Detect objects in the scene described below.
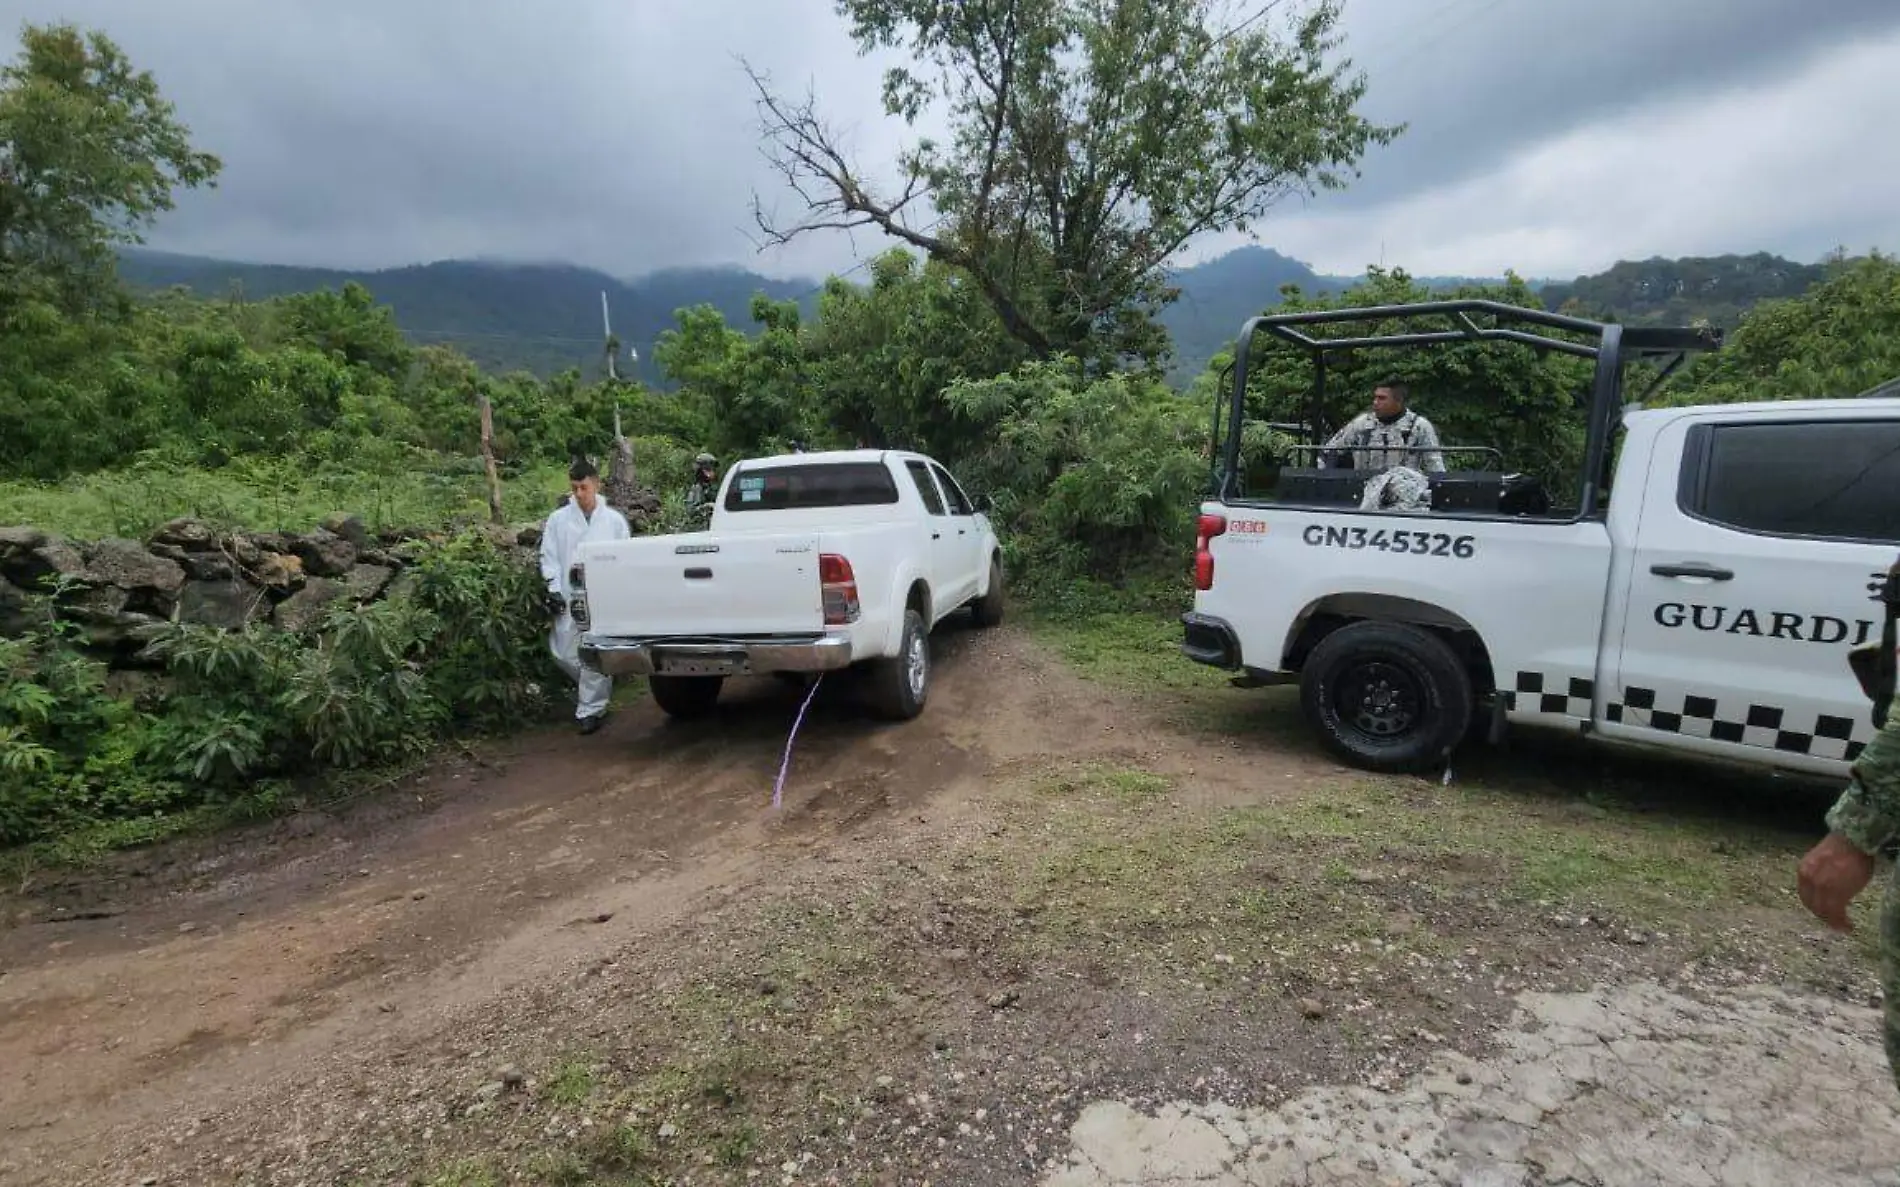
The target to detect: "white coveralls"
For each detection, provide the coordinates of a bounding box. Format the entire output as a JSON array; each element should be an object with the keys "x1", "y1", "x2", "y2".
[{"x1": 538, "y1": 498, "x2": 631, "y2": 720}]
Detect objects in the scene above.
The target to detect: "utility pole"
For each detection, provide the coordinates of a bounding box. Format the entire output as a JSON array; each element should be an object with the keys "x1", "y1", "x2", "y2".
[
  {"x1": 600, "y1": 290, "x2": 639, "y2": 516},
  {"x1": 601, "y1": 290, "x2": 618, "y2": 384}
]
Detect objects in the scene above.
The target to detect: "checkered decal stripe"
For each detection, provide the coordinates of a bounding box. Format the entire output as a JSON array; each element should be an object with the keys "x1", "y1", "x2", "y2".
[
  {"x1": 1502, "y1": 669, "x2": 1867, "y2": 762},
  {"x1": 1506, "y1": 671, "x2": 1595, "y2": 718},
  {"x1": 1611, "y1": 686, "x2": 1866, "y2": 762}
]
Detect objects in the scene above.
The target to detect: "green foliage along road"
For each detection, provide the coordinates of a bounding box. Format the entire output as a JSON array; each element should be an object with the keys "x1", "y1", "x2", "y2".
[{"x1": 0, "y1": 15, "x2": 1896, "y2": 856}]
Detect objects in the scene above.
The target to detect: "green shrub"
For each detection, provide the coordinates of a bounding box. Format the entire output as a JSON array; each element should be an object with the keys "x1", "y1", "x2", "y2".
[{"x1": 0, "y1": 530, "x2": 556, "y2": 848}]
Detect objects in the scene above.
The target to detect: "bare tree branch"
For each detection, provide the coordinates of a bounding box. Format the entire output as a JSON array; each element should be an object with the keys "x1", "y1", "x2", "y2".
[{"x1": 742, "y1": 58, "x2": 1053, "y2": 354}]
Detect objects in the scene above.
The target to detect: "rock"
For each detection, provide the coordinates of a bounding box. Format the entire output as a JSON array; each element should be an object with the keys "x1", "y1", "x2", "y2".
[
  {"x1": 987, "y1": 989, "x2": 1021, "y2": 1010},
  {"x1": 382, "y1": 569, "x2": 420, "y2": 604},
  {"x1": 228, "y1": 535, "x2": 265, "y2": 569},
  {"x1": 81, "y1": 538, "x2": 186, "y2": 614},
  {"x1": 178, "y1": 922, "x2": 198, "y2": 934},
  {"x1": 1298, "y1": 998, "x2": 1327, "y2": 1020},
  {"x1": 177, "y1": 579, "x2": 270, "y2": 630},
  {"x1": 289, "y1": 529, "x2": 357, "y2": 578},
  {"x1": 338, "y1": 563, "x2": 393, "y2": 603},
  {"x1": 151, "y1": 517, "x2": 218, "y2": 551},
  {"x1": 0, "y1": 525, "x2": 47, "y2": 559},
  {"x1": 497, "y1": 1065, "x2": 525, "y2": 1090},
  {"x1": 513, "y1": 524, "x2": 544, "y2": 549},
  {"x1": 0, "y1": 532, "x2": 84, "y2": 593},
  {"x1": 244, "y1": 551, "x2": 305, "y2": 595},
  {"x1": 159, "y1": 548, "x2": 234, "y2": 581},
  {"x1": 274, "y1": 577, "x2": 343, "y2": 633},
  {"x1": 320, "y1": 513, "x2": 370, "y2": 549},
  {"x1": 0, "y1": 576, "x2": 33, "y2": 636},
  {"x1": 104, "y1": 670, "x2": 168, "y2": 704}
]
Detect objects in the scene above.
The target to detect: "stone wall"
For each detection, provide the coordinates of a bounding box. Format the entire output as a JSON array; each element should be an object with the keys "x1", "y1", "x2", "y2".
[{"x1": 0, "y1": 515, "x2": 546, "y2": 666}]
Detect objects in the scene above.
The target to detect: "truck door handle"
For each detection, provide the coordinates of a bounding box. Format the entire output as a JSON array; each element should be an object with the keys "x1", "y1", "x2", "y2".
[
  {"x1": 1651, "y1": 562, "x2": 1733, "y2": 581},
  {"x1": 683, "y1": 567, "x2": 712, "y2": 580}
]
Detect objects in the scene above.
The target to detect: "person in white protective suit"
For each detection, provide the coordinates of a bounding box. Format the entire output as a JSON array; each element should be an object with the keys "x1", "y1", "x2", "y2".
[{"x1": 539, "y1": 459, "x2": 630, "y2": 733}]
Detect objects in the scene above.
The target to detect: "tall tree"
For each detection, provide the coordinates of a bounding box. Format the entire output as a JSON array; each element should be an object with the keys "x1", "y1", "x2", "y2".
[
  {"x1": 745, "y1": 0, "x2": 1398, "y2": 368},
  {"x1": 0, "y1": 22, "x2": 220, "y2": 308}
]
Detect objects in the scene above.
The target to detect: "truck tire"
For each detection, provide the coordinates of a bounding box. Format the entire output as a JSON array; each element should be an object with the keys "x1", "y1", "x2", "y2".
[
  {"x1": 648, "y1": 674, "x2": 724, "y2": 720},
  {"x1": 864, "y1": 608, "x2": 929, "y2": 721},
  {"x1": 970, "y1": 553, "x2": 1005, "y2": 628},
  {"x1": 1299, "y1": 621, "x2": 1473, "y2": 773}
]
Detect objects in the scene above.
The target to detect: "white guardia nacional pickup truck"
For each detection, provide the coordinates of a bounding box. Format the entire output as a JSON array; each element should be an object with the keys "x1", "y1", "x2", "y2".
[
  {"x1": 570, "y1": 449, "x2": 1003, "y2": 721},
  {"x1": 1184, "y1": 298, "x2": 1900, "y2": 777}
]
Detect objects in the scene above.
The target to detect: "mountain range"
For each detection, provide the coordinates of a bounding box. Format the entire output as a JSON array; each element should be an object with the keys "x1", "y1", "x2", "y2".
[{"x1": 115, "y1": 245, "x2": 1832, "y2": 387}]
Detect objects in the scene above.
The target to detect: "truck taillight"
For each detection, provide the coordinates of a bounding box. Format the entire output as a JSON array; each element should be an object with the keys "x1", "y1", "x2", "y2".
[
  {"x1": 819, "y1": 553, "x2": 860, "y2": 625},
  {"x1": 568, "y1": 562, "x2": 585, "y2": 590},
  {"x1": 1194, "y1": 513, "x2": 1227, "y2": 591}
]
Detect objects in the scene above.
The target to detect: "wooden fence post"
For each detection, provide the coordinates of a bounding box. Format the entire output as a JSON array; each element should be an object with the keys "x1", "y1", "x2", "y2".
[{"x1": 478, "y1": 394, "x2": 504, "y2": 525}]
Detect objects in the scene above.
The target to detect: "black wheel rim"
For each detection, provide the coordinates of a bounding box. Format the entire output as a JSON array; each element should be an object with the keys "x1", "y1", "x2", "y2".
[{"x1": 1332, "y1": 659, "x2": 1424, "y2": 744}]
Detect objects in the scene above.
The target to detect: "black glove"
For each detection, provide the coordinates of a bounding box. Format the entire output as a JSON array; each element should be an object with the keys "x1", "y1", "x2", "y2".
[{"x1": 544, "y1": 591, "x2": 569, "y2": 618}]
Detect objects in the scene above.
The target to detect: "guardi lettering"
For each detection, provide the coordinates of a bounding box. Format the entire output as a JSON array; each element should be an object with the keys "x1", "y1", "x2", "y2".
[{"x1": 1652, "y1": 601, "x2": 1874, "y2": 646}]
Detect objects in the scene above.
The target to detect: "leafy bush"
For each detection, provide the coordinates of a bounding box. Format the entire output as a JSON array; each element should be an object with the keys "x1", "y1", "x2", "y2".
[
  {"x1": 1664, "y1": 253, "x2": 1900, "y2": 406},
  {"x1": 945, "y1": 358, "x2": 1208, "y2": 593},
  {"x1": 0, "y1": 531, "x2": 556, "y2": 848}
]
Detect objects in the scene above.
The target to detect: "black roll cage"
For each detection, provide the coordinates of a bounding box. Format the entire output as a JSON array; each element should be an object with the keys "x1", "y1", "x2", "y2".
[{"x1": 1216, "y1": 299, "x2": 1723, "y2": 518}]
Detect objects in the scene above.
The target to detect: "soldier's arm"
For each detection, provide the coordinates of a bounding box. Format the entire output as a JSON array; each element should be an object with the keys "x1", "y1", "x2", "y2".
[
  {"x1": 1826, "y1": 704, "x2": 1900, "y2": 855},
  {"x1": 1324, "y1": 415, "x2": 1368, "y2": 449},
  {"x1": 1413, "y1": 418, "x2": 1447, "y2": 473}
]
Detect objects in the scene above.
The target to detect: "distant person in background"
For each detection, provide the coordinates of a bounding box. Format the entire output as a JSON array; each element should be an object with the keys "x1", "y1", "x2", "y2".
[
  {"x1": 539, "y1": 460, "x2": 630, "y2": 735},
  {"x1": 686, "y1": 452, "x2": 719, "y2": 516},
  {"x1": 1320, "y1": 380, "x2": 1446, "y2": 474}
]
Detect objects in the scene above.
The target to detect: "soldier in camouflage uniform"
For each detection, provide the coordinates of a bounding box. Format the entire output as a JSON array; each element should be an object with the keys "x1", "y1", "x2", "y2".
[
  {"x1": 1798, "y1": 702, "x2": 1900, "y2": 1093},
  {"x1": 1319, "y1": 380, "x2": 1447, "y2": 474}
]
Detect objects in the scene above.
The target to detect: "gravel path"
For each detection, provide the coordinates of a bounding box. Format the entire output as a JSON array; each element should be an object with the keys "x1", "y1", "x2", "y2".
[{"x1": 1042, "y1": 979, "x2": 1900, "y2": 1186}]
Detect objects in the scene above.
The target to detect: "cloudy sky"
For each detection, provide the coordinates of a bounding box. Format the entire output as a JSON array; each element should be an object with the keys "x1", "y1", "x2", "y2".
[{"x1": 4, "y1": 0, "x2": 1896, "y2": 282}]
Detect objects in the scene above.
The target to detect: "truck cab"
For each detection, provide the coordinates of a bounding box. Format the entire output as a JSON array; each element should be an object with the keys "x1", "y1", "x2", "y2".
[{"x1": 1184, "y1": 299, "x2": 1898, "y2": 778}]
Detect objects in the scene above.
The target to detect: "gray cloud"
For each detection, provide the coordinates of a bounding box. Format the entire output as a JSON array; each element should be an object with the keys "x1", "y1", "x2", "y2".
[
  {"x1": 1327, "y1": 0, "x2": 1900, "y2": 212},
  {"x1": 0, "y1": 0, "x2": 1891, "y2": 279}
]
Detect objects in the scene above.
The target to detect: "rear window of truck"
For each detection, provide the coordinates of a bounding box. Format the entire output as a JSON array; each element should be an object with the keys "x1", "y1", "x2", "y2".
[{"x1": 723, "y1": 462, "x2": 901, "y2": 511}]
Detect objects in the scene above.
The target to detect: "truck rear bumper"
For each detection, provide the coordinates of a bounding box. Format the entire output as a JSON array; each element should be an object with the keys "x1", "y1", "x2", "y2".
[
  {"x1": 579, "y1": 633, "x2": 855, "y2": 679},
  {"x1": 1181, "y1": 612, "x2": 1242, "y2": 669}
]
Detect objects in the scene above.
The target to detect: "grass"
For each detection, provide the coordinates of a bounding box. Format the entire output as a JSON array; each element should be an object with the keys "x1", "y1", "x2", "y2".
[
  {"x1": 1025, "y1": 603, "x2": 1231, "y2": 694},
  {"x1": 0, "y1": 452, "x2": 572, "y2": 539},
  {"x1": 420, "y1": 1158, "x2": 500, "y2": 1187},
  {"x1": 545, "y1": 1058, "x2": 599, "y2": 1107}
]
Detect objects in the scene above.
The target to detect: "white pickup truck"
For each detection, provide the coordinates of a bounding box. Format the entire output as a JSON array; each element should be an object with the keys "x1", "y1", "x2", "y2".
[
  {"x1": 571, "y1": 449, "x2": 1004, "y2": 721},
  {"x1": 1186, "y1": 299, "x2": 1899, "y2": 779}
]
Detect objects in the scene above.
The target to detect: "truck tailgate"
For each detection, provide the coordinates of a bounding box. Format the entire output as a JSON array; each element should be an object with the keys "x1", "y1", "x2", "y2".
[{"x1": 577, "y1": 532, "x2": 824, "y2": 637}]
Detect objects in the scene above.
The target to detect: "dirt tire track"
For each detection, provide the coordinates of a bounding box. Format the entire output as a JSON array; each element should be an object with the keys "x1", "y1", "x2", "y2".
[{"x1": 0, "y1": 622, "x2": 1324, "y2": 1185}]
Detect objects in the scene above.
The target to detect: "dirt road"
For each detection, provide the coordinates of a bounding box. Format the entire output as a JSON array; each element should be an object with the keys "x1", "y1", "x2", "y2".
[{"x1": 0, "y1": 621, "x2": 1892, "y2": 1185}]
